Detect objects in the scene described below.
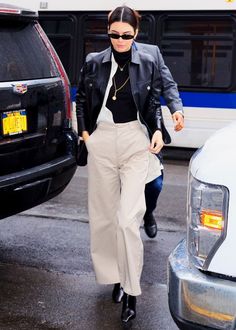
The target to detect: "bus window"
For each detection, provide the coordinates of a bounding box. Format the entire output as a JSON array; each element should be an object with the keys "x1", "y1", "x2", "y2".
[
  {"x1": 81, "y1": 13, "x2": 155, "y2": 58},
  {"x1": 136, "y1": 14, "x2": 155, "y2": 43},
  {"x1": 159, "y1": 16, "x2": 234, "y2": 90},
  {"x1": 39, "y1": 15, "x2": 76, "y2": 83},
  {"x1": 82, "y1": 15, "x2": 109, "y2": 57}
]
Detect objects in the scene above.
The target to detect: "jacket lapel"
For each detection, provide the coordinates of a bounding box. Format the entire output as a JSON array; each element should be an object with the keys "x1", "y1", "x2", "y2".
[
  {"x1": 99, "y1": 47, "x2": 112, "y2": 99},
  {"x1": 98, "y1": 45, "x2": 141, "y2": 110},
  {"x1": 129, "y1": 44, "x2": 141, "y2": 111}
]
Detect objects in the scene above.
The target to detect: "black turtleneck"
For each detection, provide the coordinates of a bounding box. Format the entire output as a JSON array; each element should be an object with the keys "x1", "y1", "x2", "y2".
[
  {"x1": 112, "y1": 46, "x2": 131, "y2": 66},
  {"x1": 105, "y1": 46, "x2": 137, "y2": 123}
]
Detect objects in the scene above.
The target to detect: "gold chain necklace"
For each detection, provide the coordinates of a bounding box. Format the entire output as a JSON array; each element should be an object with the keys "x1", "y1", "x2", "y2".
[
  {"x1": 118, "y1": 61, "x2": 129, "y2": 71},
  {"x1": 112, "y1": 75, "x2": 130, "y2": 101}
]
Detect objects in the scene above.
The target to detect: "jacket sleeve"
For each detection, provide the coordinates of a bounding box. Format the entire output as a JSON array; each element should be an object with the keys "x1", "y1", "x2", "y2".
[
  {"x1": 145, "y1": 62, "x2": 171, "y2": 144},
  {"x1": 146, "y1": 98, "x2": 171, "y2": 145},
  {"x1": 76, "y1": 63, "x2": 87, "y2": 136},
  {"x1": 156, "y1": 47, "x2": 183, "y2": 115}
]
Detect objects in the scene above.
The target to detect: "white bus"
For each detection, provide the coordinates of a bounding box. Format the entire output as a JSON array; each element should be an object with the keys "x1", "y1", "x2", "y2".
[{"x1": 7, "y1": 0, "x2": 236, "y2": 149}]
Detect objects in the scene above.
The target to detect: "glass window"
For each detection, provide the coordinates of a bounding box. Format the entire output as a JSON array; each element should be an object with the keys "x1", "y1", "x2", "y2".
[
  {"x1": 162, "y1": 19, "x2": 233, "y2": 37},
  {"x1": 48, "y1": 36, "x2": 72, "y2": 74},
  {"x1": 82, "y1": 14, "x2": 154, "y2": 59},
  {"x1": 40, "y1": 19, "x2": 72, "y2": 34},
  {"x1": 84, "y1": 17, "x2": 107, "y2": 34},
  {"x1": 84, "y1": 38, "x2": 110, "y2": 57},
  {"x1": 39, "y1": 16, "x2": 75, "y2": 81},
  {"x1": 160, "y1": 16, "x2": 234, "y2": 89},
  {"x1": 137, "y1": 15, "x2": 155, "y2": 43},
  {"x1": 0, "y1": 21, "x2": 57, "y2": 82},
  {"x1": 82, "y1": 15, "x2": 109, "y2": 58}
]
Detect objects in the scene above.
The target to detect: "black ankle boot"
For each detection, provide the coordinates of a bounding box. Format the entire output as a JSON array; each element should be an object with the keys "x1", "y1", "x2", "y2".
[
  {"x1": 121, "y1": 293, "x2": 136, "y2": 323},
  {"x1": 112, "y1": 283, "x2": 124, "y2": 303}
]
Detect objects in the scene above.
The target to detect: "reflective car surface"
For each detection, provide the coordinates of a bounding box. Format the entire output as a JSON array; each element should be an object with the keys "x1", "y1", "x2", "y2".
[{"x1": 0, "y1": 4, "x2": 77, "y2": 219}]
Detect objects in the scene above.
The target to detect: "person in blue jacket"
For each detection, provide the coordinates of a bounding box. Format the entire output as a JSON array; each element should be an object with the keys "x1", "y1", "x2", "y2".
[{"x1": 129, "y1": 42, "x2": 184, "y2": 238}]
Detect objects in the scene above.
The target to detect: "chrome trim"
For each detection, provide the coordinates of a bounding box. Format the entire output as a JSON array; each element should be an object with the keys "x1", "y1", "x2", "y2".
[
  {"x1": 168, "y1": 239, "x2": 236, "y2": 329},
  {"x1": 203, "y1": 183, "x2": 229, "y2": 270},
  {"x1": 0, "y1": 77, "x2": 61, "y2": 89},
  {"x1": 187, "y1": 176, "x2": 229, "y2": 271},
  {"x1": 0, "y1": 132, "x2": 45, "y2": 146},
  {"x1": 0, "y1": 155, "x2": 76, "y2": 188},
  {"x1": 13, "y1": 178, "x2": 51, "y2": 191},
  {"x1": 12, "y1": 83, "x2": 28, "y2": 95}
]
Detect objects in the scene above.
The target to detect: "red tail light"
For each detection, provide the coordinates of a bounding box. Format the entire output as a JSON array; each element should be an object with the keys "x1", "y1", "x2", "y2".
[
  {"x1": 0, "y1": 5, "x2": 37, "y2": 18},
  {"x1": 35, "y1": 23, "x2": 72, "y2": 122},
  {"x1": 0, "y1": 8, "x2": 21, "y2": 14}
]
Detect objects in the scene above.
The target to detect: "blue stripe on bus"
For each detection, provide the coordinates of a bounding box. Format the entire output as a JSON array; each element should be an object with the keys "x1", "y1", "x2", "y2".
[
  {"x1": 161, "y1": 92, "x2": 236, "y2": 109},
  {"x1": 72, "y1": 85, "x2": 236, "y2": 109}
]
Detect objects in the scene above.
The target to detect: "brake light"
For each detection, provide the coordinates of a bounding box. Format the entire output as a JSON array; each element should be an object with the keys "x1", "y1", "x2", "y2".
[
  {"x1": 35, "y1": 23, "x2": 72, "y2": 122},
  {"x1": 0, "y1": 8, "x2": 21, "y2": 14},
  {"x1": 200, "y1": 209, "x2": 223, "y2": 230}
]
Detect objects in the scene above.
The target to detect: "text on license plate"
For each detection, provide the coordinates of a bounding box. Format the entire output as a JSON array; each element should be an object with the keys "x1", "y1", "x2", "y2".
[{"x1": 2, "y1": 110, "x2": 27, "y2": 136}]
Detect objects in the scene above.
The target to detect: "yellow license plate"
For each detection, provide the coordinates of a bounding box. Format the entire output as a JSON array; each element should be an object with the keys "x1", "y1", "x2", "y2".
[{"x1": 2, "y1": 110, "x2": 27, "y2": 136}]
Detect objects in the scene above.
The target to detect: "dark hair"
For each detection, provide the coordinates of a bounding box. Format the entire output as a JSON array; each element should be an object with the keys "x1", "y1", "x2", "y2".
[{"x1": 108, "y1": 6, "x2": 141, "y2": 31}]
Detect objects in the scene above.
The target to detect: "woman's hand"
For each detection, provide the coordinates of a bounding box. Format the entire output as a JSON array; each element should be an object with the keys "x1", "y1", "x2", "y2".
[
  {"x1": 149, "y1": 130, "x2": 164, "y2": 154},
  {"x1": 172, "y1": 112, "x2": 184, "y2": 131},
  {"x1": 82, "y1": 130, "x2": 90, "y2": 142}
]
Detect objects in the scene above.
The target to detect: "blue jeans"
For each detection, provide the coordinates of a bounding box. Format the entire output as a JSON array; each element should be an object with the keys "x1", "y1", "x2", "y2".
[{"x1": 144, "y1": 171, "x2": 163, "y2": 216}]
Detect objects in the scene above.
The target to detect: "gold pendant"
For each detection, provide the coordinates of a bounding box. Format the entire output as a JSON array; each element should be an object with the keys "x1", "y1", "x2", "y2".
[{"x1": 112, "y1": 95, "x2": 117, "y2": 101}]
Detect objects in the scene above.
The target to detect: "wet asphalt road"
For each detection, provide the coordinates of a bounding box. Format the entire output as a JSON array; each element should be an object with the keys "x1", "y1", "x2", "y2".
[{"x1": 0, "y1": 159, "x2": 189, "y2": 329}]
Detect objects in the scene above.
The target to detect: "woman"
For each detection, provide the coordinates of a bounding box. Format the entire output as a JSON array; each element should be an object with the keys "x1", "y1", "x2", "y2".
[{"x1": 76, "y1": 6, "x2": 166, "y2": 323}]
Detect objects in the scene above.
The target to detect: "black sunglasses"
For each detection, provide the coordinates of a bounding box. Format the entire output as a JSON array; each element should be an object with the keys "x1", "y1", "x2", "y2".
[{"x1": 108, "y1": 33, "x2": 134, "y2": 40}]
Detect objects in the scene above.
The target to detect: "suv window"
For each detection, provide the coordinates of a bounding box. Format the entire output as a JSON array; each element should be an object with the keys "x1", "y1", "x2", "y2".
[{"x1": 0, "y1": 21, "x2": 58, "y2": 82}]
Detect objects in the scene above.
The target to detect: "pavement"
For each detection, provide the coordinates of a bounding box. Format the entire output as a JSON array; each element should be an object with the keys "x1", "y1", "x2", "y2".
[
  {"x1": 0, "y1": 216, "x2": 182, "y2": 330},
  {"x1": 0, "y1": 163, "x2": 188, "y2": 329}
]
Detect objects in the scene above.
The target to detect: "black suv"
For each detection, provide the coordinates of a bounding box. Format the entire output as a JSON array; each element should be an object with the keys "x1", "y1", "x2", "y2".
[{"x1": 0, "y1": 4, "x2": 77, "y2": 219}]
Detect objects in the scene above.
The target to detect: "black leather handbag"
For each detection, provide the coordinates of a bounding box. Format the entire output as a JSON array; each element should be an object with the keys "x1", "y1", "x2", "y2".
[{"x1": 76, "y1": 140, "x2": 88, "y2": 166}]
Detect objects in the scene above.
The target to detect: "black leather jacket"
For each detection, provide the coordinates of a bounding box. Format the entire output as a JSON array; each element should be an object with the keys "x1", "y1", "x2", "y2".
[
  {"x1": 135, "y1": 42, "x2": 183, "y2": 115},
  {"x1": 76, "y1": 45, "x2": 170, "y2": 165}
]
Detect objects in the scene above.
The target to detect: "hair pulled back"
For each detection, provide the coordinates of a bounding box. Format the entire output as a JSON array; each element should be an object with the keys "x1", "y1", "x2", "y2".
[{"x1": 108, "y1": 6, "x2": 141, "y2": 31}]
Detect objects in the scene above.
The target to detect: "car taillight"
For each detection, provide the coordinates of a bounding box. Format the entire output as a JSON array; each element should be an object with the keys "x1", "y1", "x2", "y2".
[
  {"x1": 200, "y1": 209, "x2": 223, "y2": 230},
  {"x1": 187, "y1": 174, "x2": 229, "y2": 270},
  {"x1": 35, "y1": 23, "x2": 72, "y2": 124},
  {"x1": 0, "y1": 6, "x2": 37, "y2": 18},
  {"x1": 0, "y1": 8, "x2": 20, "y2": 14}
]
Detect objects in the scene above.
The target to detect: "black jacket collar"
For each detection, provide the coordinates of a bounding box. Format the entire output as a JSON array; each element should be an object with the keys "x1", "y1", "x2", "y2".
[{"x1": 101, "y1": 43, "x2": 140, "y2": 65}]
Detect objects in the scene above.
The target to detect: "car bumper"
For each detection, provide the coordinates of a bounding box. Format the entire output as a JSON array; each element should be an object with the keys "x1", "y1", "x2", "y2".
[
  {"x1": 168, "y1": 239, "x2": 236, "y2": 330},
  {"x1": 0, "y1": 155, "x2": 77, "y2": 219}
]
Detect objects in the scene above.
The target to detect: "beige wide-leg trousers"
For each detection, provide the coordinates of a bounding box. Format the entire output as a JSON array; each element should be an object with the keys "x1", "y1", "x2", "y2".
[{"x1": 86, "y1": 120, "x2": 150, "y2": 296}]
